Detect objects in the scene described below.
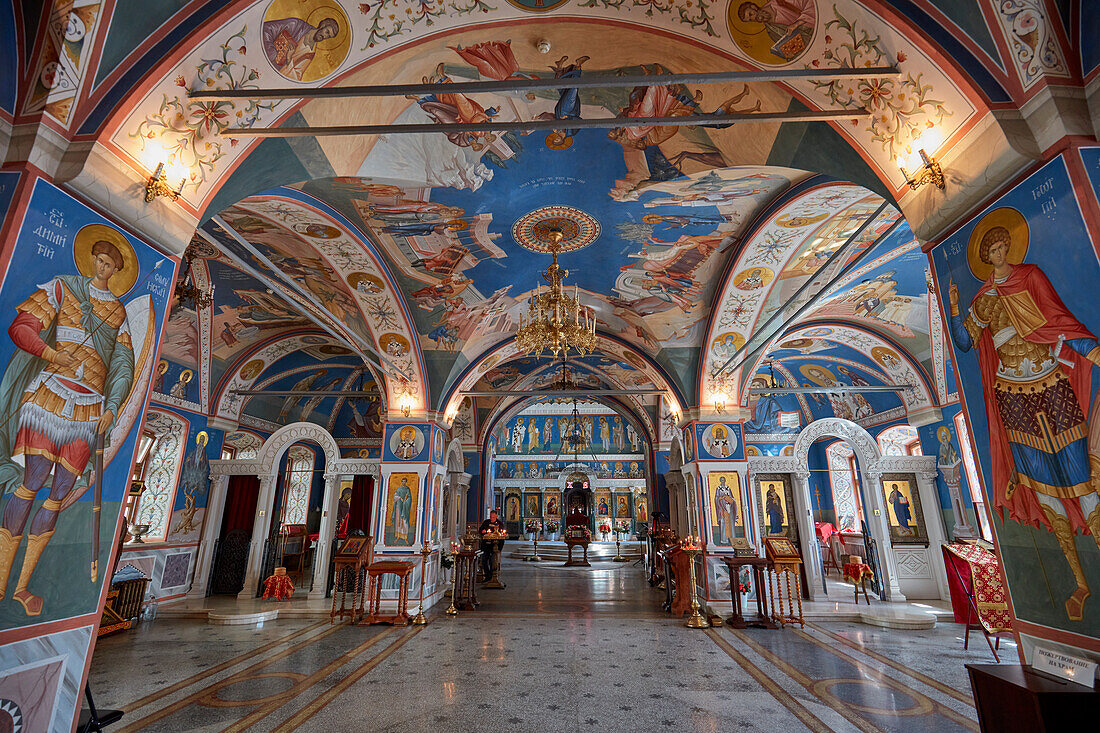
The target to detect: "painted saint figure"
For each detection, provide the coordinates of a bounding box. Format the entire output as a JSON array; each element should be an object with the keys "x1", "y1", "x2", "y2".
[
  {"x1": 706, "y1": 425, "x2": 732, "y2": 458},
  {"x1": 765, "y1": 486, "x2": 785, "y2": 536},
  {"x1": 396, "y1": 427, "x2": 418, "y2": 460},
  {"x1": 736, "y1": 0, "x2": 815, "y2": 61},
  {"x1": 949, "y1": 224, "x2": 1100, "y2": 620},
  {"x1": 391, "y1": 477, "x2": 413, "y2": 544},
  {"x1": 0, "y1": 239, "x2": 135, "y2": 615},
  {"x1": 887, "y1": 483, "x2": 912, "y2": 532},
  {"x1": 261, "y1": 16, "x2": 340, "y2": 81},
  {"x1": 714, "y1": 477, "x2": 737, "y2": 545}
]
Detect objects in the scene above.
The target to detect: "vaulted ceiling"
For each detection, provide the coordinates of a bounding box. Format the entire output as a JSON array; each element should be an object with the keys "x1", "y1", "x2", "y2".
[{"x1": 6, "y1": 0, "x2": 1082, "y2": 440}]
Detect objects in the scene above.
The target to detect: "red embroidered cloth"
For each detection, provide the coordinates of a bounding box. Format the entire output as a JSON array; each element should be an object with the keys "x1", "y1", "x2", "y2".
[
  {"x1": 262, "y1": 573, "x2": 294, "y2": 601},
  {"x1": 843, "y1": 562, "x2": 873, "y2": 585},
  {"x1": 942, "y1": 543, "x2": 1012, "y2": 633}
]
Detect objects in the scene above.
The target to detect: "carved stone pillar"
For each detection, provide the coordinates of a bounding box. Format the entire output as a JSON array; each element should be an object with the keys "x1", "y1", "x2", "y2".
[
  {"x1": 916, "y1": 465, "x2": 951, "y2": 600},
  {"x1": 238, "y1": 473, "x2": 277, "y2": 600},
  {"x1": 862, "y1": 468, "x2": 905, "y2": 602},
  {"x1": 308, "y1": 473, "x2": 341, "y2": 600},
  {"x1": 448, "y1": 471, "x2": 471, "y2": 540},
  {"x1": 938, "y1": 460, "x2": 976, "y2": 540},
  {"x1": 188, "y1": 473, "x2": 230, "y2": 599},
  {"x1": 664, "y1": 472, "x2": 686, "y2": 537},
  {"x1": 792, "y1": 468, "x2": 822, "y2": 601}
]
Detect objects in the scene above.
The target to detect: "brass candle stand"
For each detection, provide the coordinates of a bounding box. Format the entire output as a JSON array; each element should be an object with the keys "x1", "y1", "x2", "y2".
[
  {"x1": 682, "y1": 540, "x2": 709, "y2": 629},
  {"x1": 531, "y1": 532, "x2": 542, "y2": 562},
  {"x1": 412, "y1": 543, "x2": 432, "y2": 625},
  {"x1": 445, "y1": 542, "x2": 459, "y2": 617},
  {"x1": 612, "y1": 531, "x2": 628, "y2": 562}
]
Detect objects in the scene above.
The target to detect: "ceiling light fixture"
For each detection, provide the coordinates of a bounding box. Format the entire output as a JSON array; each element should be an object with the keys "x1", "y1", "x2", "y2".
[
  {"x1": 173, "y1": 244, "x2": 215, "y2": 310},
  {"x1": 515, "y1": 230, "x2": 597, "y2": 358}
]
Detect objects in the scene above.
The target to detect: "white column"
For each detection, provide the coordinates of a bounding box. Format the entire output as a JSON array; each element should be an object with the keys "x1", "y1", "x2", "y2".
[
  {"x1": 187, "y1": 473, "x2": 230, "y2": 600},
  {"x1": 792, "y1": 469, "x2": 822, "y2": 601},
  {"x1": 308, "y1": 473, "x2": 341, "y2": 600},
  {"x1": 448, "y1": 471, "x2": 471, "y2": 540},
  {"x1": 862, "y1": 468, "x2": 906, "y2": 602},
  {"x1": 238, "y1": 473, "x2": 278, "y2": 600},
  {"x1": 916, "y1": 466, "x2": 951, "y2": 600},
  {"x1": 939, "y1": 460, "x2": 976, "y2": 539}
]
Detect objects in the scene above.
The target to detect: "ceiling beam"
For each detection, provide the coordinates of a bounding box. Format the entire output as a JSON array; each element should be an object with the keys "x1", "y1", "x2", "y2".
[
  {"x1": 462, "y1": 389, "x2": 665, "y2": 397},
  {"x1": 230, "y1": 390, "x2": 380, "y2": 397},
  {"x1": 750, "y1": 385, "x2": 911, "y2": 395},
  {"x1": 222, "y1": 108, "x2": 871, "y2": 138},
  {"x1": 191, "y1": 66, "x2": 900, "y2": 101}
]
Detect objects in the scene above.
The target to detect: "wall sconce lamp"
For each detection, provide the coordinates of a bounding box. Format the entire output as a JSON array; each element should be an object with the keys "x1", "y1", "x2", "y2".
[
  {"x1": 897, "y1": 148, "x2": 944, "y2": 191},
  {"x1": 711, "y1": 391, "x2": 728, "y2": 413},
  {"x1": 710, "y1": 373, "x2": 732, "y2": 413},
  {"x1": 144, "y1": 162, "x2": 186, "y2": 202}
]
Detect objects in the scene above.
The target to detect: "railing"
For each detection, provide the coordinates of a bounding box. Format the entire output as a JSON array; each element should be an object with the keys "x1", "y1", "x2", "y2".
[{"x1": 861, "y1": 520, "x2": 884, "y2": 599}]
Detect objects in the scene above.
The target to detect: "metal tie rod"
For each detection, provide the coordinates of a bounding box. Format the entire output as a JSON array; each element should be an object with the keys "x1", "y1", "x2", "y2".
[
  {"x1": 223, "y1": 108, "x2": 870, "y2": 138},
  {"x1": 750, "y1": 385, "x2": 911, "y2": 395},
  {"x1": 191, "y1": 66, "x2": 900, "y2": 101},
  {"x1": 462, "y1": 389, "x2": 667, "y2": 397},
  {"x1": 230, "y1": 389, "x2": 380, "y2": 396}
]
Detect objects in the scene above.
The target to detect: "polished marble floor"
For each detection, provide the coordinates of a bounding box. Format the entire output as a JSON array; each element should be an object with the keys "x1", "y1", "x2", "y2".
[{"x1": 89, "y1": 559, "x2": 1010, "y2": 732}]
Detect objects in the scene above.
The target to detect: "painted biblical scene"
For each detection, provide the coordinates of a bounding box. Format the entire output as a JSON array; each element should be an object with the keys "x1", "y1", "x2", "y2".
[
  {"x1": 0, "y1": 180, "x2": 172, "y2": 629},
  {"x1": 880, "y1": 475, "x2": 926, "y2": 544},
  {"x1": 932, "y1": 157, "x2": 1100, "y2": 633},
  {"x1": 759, "y1": 479, "x2": 791, "y2": 537}
]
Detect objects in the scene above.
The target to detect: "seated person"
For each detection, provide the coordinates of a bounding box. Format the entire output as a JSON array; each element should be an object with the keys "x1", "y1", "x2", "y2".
[{"x1": 479, "y1": 509, "x2": 507, "y2": 578}]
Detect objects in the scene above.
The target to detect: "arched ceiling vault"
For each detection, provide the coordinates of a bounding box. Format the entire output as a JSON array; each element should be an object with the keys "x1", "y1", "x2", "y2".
[{"x1": 8, "y1": 0, "x2": 1085, "y2": 428}]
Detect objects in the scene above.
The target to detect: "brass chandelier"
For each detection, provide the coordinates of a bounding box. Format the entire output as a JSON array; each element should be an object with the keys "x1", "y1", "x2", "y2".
[{"x1": 515, "y1": 230, "x2": 597, "y2": 357}]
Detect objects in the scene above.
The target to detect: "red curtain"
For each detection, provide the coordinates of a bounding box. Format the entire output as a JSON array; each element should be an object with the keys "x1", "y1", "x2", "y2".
[
  {"x1": 222, "y1": 475, "x2": 260, "y2": 536},
  {"x1": 349, "y1": 475, "x2": 373, "y2": 534}
]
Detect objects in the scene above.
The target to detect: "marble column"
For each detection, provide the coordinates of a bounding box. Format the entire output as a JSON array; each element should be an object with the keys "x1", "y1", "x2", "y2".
[
  {"x1": 916, "y1": 466, "x2": 951, "y2": 600},
  {"x1": 448, "y1": 471, "x2": 471, "y2": 540},
  {"x1": 308, "y1": 473, "x2": 341, "y2": 600},
  {"x1": 792, "y1": 469, "x2": 823, "y2": 601},
  {"x1": 238, "y1": 473, "x2": 278, "y2": 600},
  {"x1": 187, "y1": 473, "x2": 230, "y2": 600},
  {"x1": 861, "y1": 468, "x2": 906, "y2": 602},
  {"x1": 939, "y1": 460, "x2": 976, "y2": 539}
]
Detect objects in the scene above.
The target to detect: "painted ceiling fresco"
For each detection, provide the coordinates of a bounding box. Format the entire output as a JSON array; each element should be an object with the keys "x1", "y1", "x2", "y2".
[
  {"x1": 96, "y1": 0, "x2": 1028, "y2": 439},
  {"x1": 105, "y1": 2, "x2": 985, "y2": 212}
]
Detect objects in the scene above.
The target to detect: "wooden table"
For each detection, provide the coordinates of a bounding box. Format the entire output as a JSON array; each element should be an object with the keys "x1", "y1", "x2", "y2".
[
  {"x1": 720, "y1": 556, "x2": 777, "y2": 629},
  {"x1": 564, "y1": 537, "x2": 590, "y2": 567},
  {"x1": 967, "y1": 663, "x2": 1099, "y2": 731},
  {"x1": 843, "y1": 562, "x2": 874, "y2": 605},
  {"x1": 361, "y1": 560, "x2": 417, "y2": 625},
  {"x1": 453, "y1": 549, "x2": 480, "y2": 610}
]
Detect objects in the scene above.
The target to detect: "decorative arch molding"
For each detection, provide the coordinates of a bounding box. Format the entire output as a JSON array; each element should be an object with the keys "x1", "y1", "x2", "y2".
[
  {"x1": 210, "y1": 421, "x2": 380, "y2": 478},
  {"x1": 443, "y1": 438, "x2": 465, "y2": 474},
  {"x1": 792, "y1": 417, "x2": 881, "y2": 470},
  {"x1": 480, "y1": 393, "x2": 656, "y2": 452}
]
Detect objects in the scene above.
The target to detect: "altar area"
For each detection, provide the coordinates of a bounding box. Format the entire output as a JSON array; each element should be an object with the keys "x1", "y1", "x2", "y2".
[{"x1": 507, "y1": 540, "x2": 645, "y2": 563}]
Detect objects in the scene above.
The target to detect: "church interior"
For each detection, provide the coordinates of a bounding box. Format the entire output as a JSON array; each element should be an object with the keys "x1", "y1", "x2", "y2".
[{"x1": 1, "y1": 0, "x2": 1099, "y2": 730}]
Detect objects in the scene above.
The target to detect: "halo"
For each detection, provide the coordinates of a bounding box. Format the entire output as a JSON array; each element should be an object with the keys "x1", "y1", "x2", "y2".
[
  {"x1": 727, "y1": 0, "x2": 768, "y2": 36},
  {"x1": 306, "y1": 3, "x2": 348, "y2": 47},
  {"x1": 446, "y1": 219, "x2": 469, "y2": 231},
  {"x1": 799, "y1": 363, "x2": 834, "y2": 386},
  {"x1": 937, "y1": 426, "x2": 950, "y2": 442},
  {"x1": 966, "y1": 207, "x2": 1029, "y2": 282},
  {"x1": 73, "y1": 224, "x2": 139, "y2": 296},
  {"x1": 544, "y1": 132, "x2": 574, "y2": 151},
  {"x1": 196, "y1": 430, "x2": 209, "y2": 447},
  {"x1": 240, "y1": 359, "x2": 264, "y2": 380},
  {"x1": 180, "y1": 368, "x2": 193, "y2": 383},
  {"x1": 157, "y1": 360, "x2": 169, "y2": 374}
]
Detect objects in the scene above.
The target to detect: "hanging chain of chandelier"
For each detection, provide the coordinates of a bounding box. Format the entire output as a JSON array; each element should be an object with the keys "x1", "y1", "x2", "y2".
[{"x1": 515, "y1": 230, "x2": 597, "y2": 358}]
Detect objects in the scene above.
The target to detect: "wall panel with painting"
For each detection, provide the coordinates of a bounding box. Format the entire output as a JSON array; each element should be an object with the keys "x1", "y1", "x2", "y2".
[{"x1": 931, "y1": 152, "x2": 1100, "y2": 656}]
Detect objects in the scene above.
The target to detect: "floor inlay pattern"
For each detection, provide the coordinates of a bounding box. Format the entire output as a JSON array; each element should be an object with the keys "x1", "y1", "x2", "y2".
[{"x1": 90, "y1": 561, "x2": 1005, "y2": 732}]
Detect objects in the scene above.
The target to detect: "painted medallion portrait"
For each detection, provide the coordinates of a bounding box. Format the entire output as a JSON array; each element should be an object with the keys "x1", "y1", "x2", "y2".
[
  {"x1": 727, "y1": 0, "x2": 817, "y2": 65},
  {"x1": 389, "y1": 425, "x2": 425, "y2": 461},
  {"x1": 261, "y1": 0, "x2": 351, "y2": 83}
]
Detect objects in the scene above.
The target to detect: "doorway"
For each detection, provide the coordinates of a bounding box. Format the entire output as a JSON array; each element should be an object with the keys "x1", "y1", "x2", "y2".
[{"x1": 209, "y1": 475, "x2": 259, "y2": 595}]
